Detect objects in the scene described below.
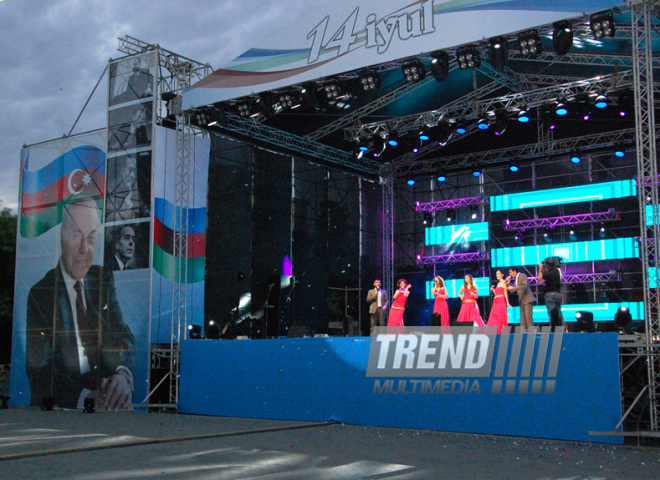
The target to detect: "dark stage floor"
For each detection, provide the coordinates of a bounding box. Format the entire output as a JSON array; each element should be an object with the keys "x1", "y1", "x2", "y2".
[{"x1": 0, "y1": 408, "x2": 658, "y2": 479}]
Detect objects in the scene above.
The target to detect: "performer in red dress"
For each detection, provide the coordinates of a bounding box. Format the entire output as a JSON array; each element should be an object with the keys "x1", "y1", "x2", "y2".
[
  {"x1": 457, "y1": 274, "x2": 485, "y2": 326},
  {"x1": 487, "y1": 269, "x2": 511, "y2": 334},
  {"x1": 388, "y1": 279, "x2": 411, "y2": 334},
  {"x1": 431, "y1": 276, "x2": 450, "y2": 328}
]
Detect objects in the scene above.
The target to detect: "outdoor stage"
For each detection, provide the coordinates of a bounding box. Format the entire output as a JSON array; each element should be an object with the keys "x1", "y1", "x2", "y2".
[{"x1": 179, "y1": 332, "x2": 623, "y2": 444}]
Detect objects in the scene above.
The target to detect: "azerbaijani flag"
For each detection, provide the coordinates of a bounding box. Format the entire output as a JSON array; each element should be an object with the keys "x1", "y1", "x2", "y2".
[
  {"x1": 20, "y1": 146, "x2": 105, "y2": 238},
  {"x1": 153, "y1": 197, "x2": 206, "y2": 283}
]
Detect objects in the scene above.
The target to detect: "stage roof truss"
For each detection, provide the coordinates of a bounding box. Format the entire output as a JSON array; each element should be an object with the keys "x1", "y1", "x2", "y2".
[{"x1": 504, "y1": 211, "x2": 621, "y2": 231}]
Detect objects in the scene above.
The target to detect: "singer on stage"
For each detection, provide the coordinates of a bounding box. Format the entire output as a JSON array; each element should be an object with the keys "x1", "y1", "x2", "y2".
[
  {"x1": 487, "y1": 269, "x2": 511, "y2": 334},
  {"x1": 457, "y1": 274, "x2": 484, "y2": 327},
  {"x1": 388, "y1": 279, "x2": 410, "y2": 334},
  {"x1": 431, "y1": 276, "x2": 450, "y2": 328},
  {"x1": 366, "y1": 279, "x2": 389, "y2": 335}
]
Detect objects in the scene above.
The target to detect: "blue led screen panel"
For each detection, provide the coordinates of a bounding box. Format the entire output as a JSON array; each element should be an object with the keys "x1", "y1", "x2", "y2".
[
  {"x1": 506, "y1": 302, "x2": 643, "y2": 324},
  {"x1": 646, "y1": 204, "x2": 659, "y2": 226},
  {"x1": 490, "y1": 180, "x2": 635, "y2": 211},
  {"x1": 650, "y1": 267, "x2": 659, "y2": 289},
  {"x1": 425, "y1": 277, "x2": 490, "y2": 299},
  {"x1": 491, "y1": 238, "x2": 639, "y2": 267},
  {"x1": 425, "y1": 222, "x2": 489, "y2": 246}
]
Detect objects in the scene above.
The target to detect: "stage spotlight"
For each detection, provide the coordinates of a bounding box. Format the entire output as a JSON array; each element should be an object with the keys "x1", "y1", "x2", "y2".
[
  {"x1": 570, "y1": 282, "x2": 579, "y2": 299},
  {"x1": 590, "y1": 11, "x2": 616, "y2": 39},
  {"x1": 237, "y1": 100, "x2": 254, "y2": 117},
  {"x1": 570, "y1": 151, "x2": 582, "y2": 164},
  {"x1": 493, "y1": 111, "x2": 508, "y2": 136},
  {"x1": 387, "y1": 131, "x2": 400, "y2": 147},
  {"x1": 83, "y1": 397, "x2": 95, "y2": 413},
  {"x1": 553, "y1": 20, "x2": 573, "y2": 55},
  {"x1": 576, "y1": 94, "x2": 591, "y2": 121},
  {"x1": 188, "y1": 324, "x2": 203, "y2": 340},
  {"x1": 456, "y1": 46, "x2": 481, "y2": 69},
  {"x1": 436, "y1": 175, "x2": 446, "y2": 182},
  {"x1": 569, "y1": 226, "x2": 578, "y2": 241},
  {"x1": 423, "y1": 212, "x2": 433, "y2": 225},
  {"x1": 614, "y1": 144, "x2": 625, "y2": 157},
  {"x1": 594, "y1": 93, "x2": 608, "y2": 109},
  {"x1": 430, "y1": 50, "x2": 450, "y2": 82},
  {"x1": 470, "y1": 205, "x2": 478, "y2": 220},
  {"x1": 419, "y1": 129, "x2": 430, "y2": 142},
  {"x1": 407, "y1": 178, "x2": 416, "y2": 186},
  {"x1": 615, "y1": 306, "x2": 633, "y2": 333},
  {"x1": 472, "y1": 168, "x2": 482, "y2": 178},
  {"x1": 402, "y1": 60, "x2": 426, "y2": 83},
  {"x1": 298, "y1": 83, "x2": 319, "y2": 111},
  {"x1": 477, "y1": 114, "x2": 490, "y2": 130},
  {"x1": 207, "y1": 320, "x2": 221, "y2": 340},
  {"x1": 617, "y1": 89, "x2": 632, "y2": 117},
  {"x1": 454, "y1": 119, "x2": 467, "y2": 135},
  {"x1": 514, "y1": 231, "x2": 524, "y2": 245},
  {"x1": 357, "y1": 138, "x2": 369, "y2": 152},
  {"x1": 437, "y1": 122, "x2": 453, "y2": 145},
  {"x1": 517, "y1": 107, "x2": 530, "y2": 123},
  {"x1": 359, "y1": 70, "x2": 381, "y2": 91},
  {"x1": 543, "y1": 227, "x2": 554, "y2": 243},
  {"x1": 372, "y1": 134, "x2": 387, "y2": 157},
  {"x1": 509, "y1": 160, "x2": 519, "y2": 172},
  {"x1": 599, "y1": 223, "x2": 607, "y2": 239},
  {"x1": 489, "y1": 36, "x2": 508, "y2": 71},
  {"x1": 0, "y1": 394, "x2": 8, "y2": 409},
  {"x1": 323, "y1": 80, "x2": 344, "y2": 100},
  {"x1": 555, "y1": 98, "x2": 569, "y2": 116},
  {"x1": 575, "y1": 311, "x2": 595, "y2": 332},
  {"x1": 41, "y1": 395, "x2": 55, "y2": 411},
  {"x1": 518, "y1": 30, "x2": 542, "y2": 56},
  {"x1": 277, "y1": 91, "x2": 295, "y2": 110},
  {"x1": 446, "y1": 208, "x2": 456, "y2": 222}
]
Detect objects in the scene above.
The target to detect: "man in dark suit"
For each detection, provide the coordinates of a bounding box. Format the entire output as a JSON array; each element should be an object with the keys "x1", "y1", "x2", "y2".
[
  {"x1": 508, "y1": 267, "x2": 537, "y2": 333},
  {"x1": 366, "y1": 279, "x2": 389, "y2": 335},
  {"x1": 26, "y1": 197, "x2": 137, "y2": 410},
  {"x1": 112, "y1": 225, "x2": 136, "y2": 271}
]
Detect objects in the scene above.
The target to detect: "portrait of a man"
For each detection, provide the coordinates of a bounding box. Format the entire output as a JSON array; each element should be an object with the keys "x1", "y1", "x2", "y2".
[
  {"x1": 25, "y1": 196, "x2": 137, "y2": 410},
  {"x1": 106, "y1": 154, "x2": 150, "y2": 222},
  {"x1": 113, "y1": 225, "x2": 136, "y2": 270}
]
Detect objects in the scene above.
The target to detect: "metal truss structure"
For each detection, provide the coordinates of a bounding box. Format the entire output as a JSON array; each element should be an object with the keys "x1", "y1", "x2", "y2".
[
  {"x1": 419, "y1": 251, "x2": 490, "y2": 265},
  {"x1": 503, "y1": 211, "x2": 621, "y2": 231},
  {"x1": 630, "y1": 0, "x2": 660, "y2": 432},
  {"x1": 414, "y1": 196, "x2": 486, "y2": 212},
  {"x1": 527, "y1": 272, "x2": 622, "y2": 285},
  {"x1": 383, "y1": 172, "x2": 395, "y2": 297}
]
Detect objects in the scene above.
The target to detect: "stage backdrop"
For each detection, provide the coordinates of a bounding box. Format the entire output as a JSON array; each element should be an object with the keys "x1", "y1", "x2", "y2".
[{"x1": 183, "y1": 0, "x2": 621, "y2": 109}]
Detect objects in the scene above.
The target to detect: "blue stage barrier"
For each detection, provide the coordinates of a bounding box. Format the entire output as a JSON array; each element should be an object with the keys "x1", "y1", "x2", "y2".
[{"x1": 179, "y1": 333, "x2": 622, "y2": 444}]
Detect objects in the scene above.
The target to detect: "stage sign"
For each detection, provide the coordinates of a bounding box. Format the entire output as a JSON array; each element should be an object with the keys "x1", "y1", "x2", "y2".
[
  {"x1": 507, "y1": 302, "x2": 644, "y2": 324},
  {"x1": 490, "y1": 179, "x2": 635, "y2": 211},
  {"x1": 183, "y1": 0, "x2": 620, "y2": 109},
  {"x1": 425, "y1": 222, "x2": 488, "y2": 246},
  {"x1": 425, "y1": 277, "x2": 490, "y2": 299},
  {"x1": 491, "y1": 237, "x2": 639, "y2": 267}
]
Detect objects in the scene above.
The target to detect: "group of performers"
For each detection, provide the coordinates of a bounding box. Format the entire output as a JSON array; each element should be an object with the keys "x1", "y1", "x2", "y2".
[{"x1": 367, "y1": 262, "x2": 562, "y2": 335}]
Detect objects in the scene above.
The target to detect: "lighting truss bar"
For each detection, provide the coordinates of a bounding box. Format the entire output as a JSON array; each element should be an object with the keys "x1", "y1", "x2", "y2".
[
  {"x1": 504, "y1": 210, "x2": 621, "y2": 230},
  {"x1": 419, "y1": 251, "x2": 490, "y2": 265},
  {"x1": 527, "y1": 272, "x2": 623, "y2": 284},
  {"x1": 415, "y1": 196, "x2": 486, "y2": 212},
  {"x1": 222, "y1": 112, "x2": 381, "y2": 176},
  {"x1": 507, "y1": 50, "x2": 660, "y2": 68},
  {"x1": 395, "y1": 127, "x2": 638, "y2": 175}
]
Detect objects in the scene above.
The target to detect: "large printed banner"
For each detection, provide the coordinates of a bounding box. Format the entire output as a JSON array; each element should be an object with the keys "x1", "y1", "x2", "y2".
[
  {"x1": 10, "y1": 131, "x2": 149, "y2": 410},
  {"x1": 183, "y1": 0, "x2": 621, "y2": 108},
  {"x1": 150, "y1": 126, "x2": 210, "y2": 343}
]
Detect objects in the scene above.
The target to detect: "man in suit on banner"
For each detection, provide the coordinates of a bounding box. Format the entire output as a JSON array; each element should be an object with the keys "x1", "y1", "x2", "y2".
[
  {"x1": 366, "y1": 279, "x2": 389, "y2": 335},
  {"x1": 508, "y1": 267, "x2": 537, "y2": 333},
  {"x1": 26, "y1": 196, "x2": 137, "y2": 410},
  {"x1": 112, "y1": 225, "x2": 136, "y2": 271}
]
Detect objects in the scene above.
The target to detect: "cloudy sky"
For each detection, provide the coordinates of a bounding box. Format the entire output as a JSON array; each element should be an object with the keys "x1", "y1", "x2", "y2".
[{"x1": 0, "y1": 0, "x2": 331, "y2": 211}]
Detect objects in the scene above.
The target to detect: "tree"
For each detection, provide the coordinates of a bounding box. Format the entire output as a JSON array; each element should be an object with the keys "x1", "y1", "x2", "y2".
[{"x1": 0, "y1": 200, "x2": 17, "y2": 365}]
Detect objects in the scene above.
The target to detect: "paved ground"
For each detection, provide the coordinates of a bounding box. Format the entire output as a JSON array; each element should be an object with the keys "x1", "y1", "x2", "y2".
[{"x1": 0, "y1": 408, "x2": 658, "y2": 479}]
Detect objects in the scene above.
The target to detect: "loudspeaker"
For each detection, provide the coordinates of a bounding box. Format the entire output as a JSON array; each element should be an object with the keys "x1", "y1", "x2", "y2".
[{"x1": 288, "y1": 325, "x2": 314, "y2": 338}]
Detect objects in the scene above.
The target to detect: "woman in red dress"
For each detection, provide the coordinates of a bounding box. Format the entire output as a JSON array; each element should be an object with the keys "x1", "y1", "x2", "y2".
[
  {"x1": 487, "y1": 269, "x2": 511, "y2": 334},
  {"x1": 457, "y1": 274, "x2": 485, "y2": 327},
  {"x1": 431, "y1": 276, "x2": 450, "y2": 328},
  {"x1": 388, "y1": 279, "x2": 411, "y2": 334}
]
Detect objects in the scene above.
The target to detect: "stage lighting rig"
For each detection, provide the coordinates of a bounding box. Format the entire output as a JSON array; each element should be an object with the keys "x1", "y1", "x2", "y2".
[
  {"x1": 430, "y1": 50, "x2": 450, "y2": 82},
  {"x1": 372, "y1": 133, "x2": 387, "y2": 157},
  {"x1": 615, "y1": 306, "x2": 633, "y2": 333},
  {"x1": 614, "y1": 144, "x2": 625, "y2": 158},
  {"x1": 323, "y1": 79, "x2": 343, "y2": 99},
  {"x1": 237, "y1": 100, "x2": 255, "y2": 117},
  {"x1": 594, "y1": 93, "x2": 608, "y2": 109},
  {"x1": 387, "y1": 131, "x2": 400, "y2": 147},
  {"x1": 599, "y1": 223, "x2": 607, "y2": 239},
  {"x1": 470, "y1": 205, "x2": 478, "y2": 220},
  {"x1": 514, "y1": 231, "x2": 524, "y2": 245},
  {"x1": 576, "y1": 311, "x2": 595, "y2": 332},
  {"x1": 555, "y1": 97, "x2": 569, "y2": 116},
  {"x1": 402, "y1": 60, "x2": 426, "y2": 83},
  {"x1": 488, "y1": 36, "x2": 508, "y2": 71},
  {"x1": 188, "y1": 324, "x2": 203, "y2": 339},
  {"x1": 454, "y1": 119, "x2": 467, "y2": 135},
  {"x1": 590, "y1": 11, "x2": 616, "y2": 39},
  {"x1": 509, "y1": 160, "x2": 519, "y2": 172},
  {"x1": 423, "y1": 212, "x2": 434, "y2": 225},
  {"x1": 570, "y1": 150, "x2": 582, "y2": 164},
  {"x1": 207, "y1": 320, "x2": 221, "y2": 340},
  {"x1": 437, "y1": 122, "x2": 453, "y2": 145},
  {"x1": 472, "y1": 168, "x2": 482, "y2": 178},
  {"x1": 517, "y1": 107, "x2": 530, "y2": 123},
  {"x1": 552, "y1": 20, "x2": 573, "y2": 55},
  {"x1": 436, "y1": 175, "x2": 446, "y2": 182},
  {"x1": 617, "y1": 89, "x2": 632, "y2": 117},
  {"x1": 518, "y1": 30, "x2": 542, "y2": 55},
  {"x1": 446, "y1": 208, "x2": 456, "y2": 222},
  {"x1": 359, "y1": 70, "x2": 381, "y2": 91},
  {"x1": 477, "y1": 114, "x2": 490, "y2": 130},
  {"x1": 407, "y1": 177, "x2": 416, "y2": 186},
  {"x1": 543, "y1": 227, "x2": 553, "y2": 243},
  {"x1": 576, "y1": 94, "x2": 592, "y2": 121},
  {"x1": 569, "y1": 226, "x2": 578, "y2": 241},
  {"x1": 456, "y1": 46, "x2": 480, "y2": 69},
  {"x1": 493, "y1": 111, "x2": 508, "y2": 136}
]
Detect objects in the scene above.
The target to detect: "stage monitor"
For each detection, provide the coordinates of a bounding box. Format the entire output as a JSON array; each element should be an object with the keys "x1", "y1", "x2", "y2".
[
  {"x1": 425, "y1": 222, "x2": 489, "y2": 246},
  {"x1": 425, "y1": 277, "x2": 490, "y2": 299},
  {"x1": 491, "y1": 237, "x2": 638, "y2": 267},
  {"x1": 490, "y1": 179, "x2": 635, "y2": 211}
]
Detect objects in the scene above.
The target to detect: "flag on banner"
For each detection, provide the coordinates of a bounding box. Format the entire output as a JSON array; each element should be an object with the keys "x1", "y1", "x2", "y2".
[
  {"x1": 153, "y1": 197, "x2": 206, "y2": 283},
  {"x1": 20, "y1": 146, "x2": 106, "y2": 238}
]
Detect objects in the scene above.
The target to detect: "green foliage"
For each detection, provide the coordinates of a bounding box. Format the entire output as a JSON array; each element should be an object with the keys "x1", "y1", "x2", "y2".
[{"x1": 0, "y1": 200, "x2": 17, "y2": 364}]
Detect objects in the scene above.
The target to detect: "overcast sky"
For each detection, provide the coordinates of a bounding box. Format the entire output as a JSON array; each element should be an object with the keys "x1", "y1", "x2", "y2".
[{"x1": 0, "y1": 0, "x2": 329, "y2": 211}]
